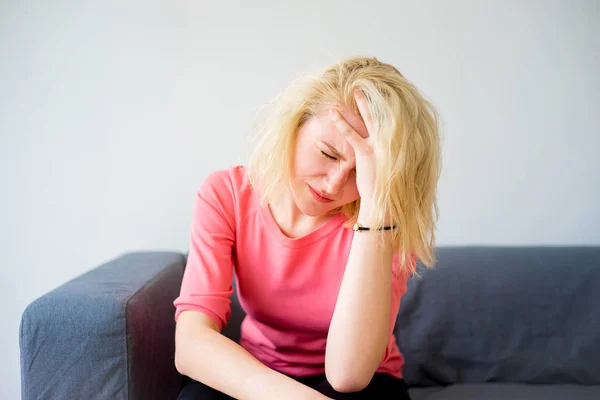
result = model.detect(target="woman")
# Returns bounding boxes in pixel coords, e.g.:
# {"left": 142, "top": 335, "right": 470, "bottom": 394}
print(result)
{"left": 173, "top": 56, "right": 442, "bottom": 399}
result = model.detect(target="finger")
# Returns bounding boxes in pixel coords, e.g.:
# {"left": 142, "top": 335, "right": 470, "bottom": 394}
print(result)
{"left": 329, "top": 109, "right": 370, "bottom": 154}
{"left": 354, "top": 89, "right": 375, "bottom": 135}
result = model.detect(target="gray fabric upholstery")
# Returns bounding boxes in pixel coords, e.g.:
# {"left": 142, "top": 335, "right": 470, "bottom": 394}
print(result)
{"left": 408, "top": 383, "right": 600, "bottom": 400}
{"left": 20, "top": 251, "right": 186, "bottom": 400}
{"left": 408, "top": 386, "right": 444, "bottom": 400}
{"left": 395, "top": 246, "right": 600, "bottom": 386}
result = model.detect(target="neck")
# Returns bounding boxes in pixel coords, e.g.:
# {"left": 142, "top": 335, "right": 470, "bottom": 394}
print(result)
{"left": 268, "top": 189, "right": 331, "bottom": 238}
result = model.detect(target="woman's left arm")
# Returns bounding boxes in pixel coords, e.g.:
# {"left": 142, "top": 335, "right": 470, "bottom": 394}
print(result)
{"left": 325, "top": 90, "right": 397, "bottom": 392}
{"left": 325, "top": 209, "right": 395, "bottom": 393}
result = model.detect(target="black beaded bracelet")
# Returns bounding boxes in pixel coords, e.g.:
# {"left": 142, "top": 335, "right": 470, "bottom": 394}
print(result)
{"left": 352, "top": 223, "right": 398, "bottom": 232}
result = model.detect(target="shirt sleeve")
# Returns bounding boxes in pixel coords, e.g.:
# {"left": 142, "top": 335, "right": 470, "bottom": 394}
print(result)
{"left": 173, "top": 170, "right": 236, "bottom": 330}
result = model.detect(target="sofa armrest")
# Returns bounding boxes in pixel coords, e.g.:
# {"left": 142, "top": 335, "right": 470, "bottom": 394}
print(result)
{"left": 20, "top": 251, "right": 186, "bottom": 400}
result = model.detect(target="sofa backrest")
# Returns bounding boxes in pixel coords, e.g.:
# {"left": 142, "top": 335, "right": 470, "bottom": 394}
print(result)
{"left": 395, "top": 246, "right": 600, "bottom": 386}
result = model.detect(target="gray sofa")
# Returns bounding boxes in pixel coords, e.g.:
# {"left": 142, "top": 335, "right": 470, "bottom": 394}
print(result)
{"left": 20, "top": 246, "right": 600, "bottom": 399}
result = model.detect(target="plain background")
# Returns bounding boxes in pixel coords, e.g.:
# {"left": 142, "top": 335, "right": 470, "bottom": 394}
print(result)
{"left": 1, "top": 0, "right": 599, "bottom": 398}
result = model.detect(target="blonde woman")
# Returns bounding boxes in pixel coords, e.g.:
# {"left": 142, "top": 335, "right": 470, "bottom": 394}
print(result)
{"left": 173, "top": 56, "right": 442, "bottom": 400}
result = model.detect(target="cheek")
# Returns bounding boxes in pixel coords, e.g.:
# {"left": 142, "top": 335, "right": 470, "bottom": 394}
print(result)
{"left": 339, "top": 179, "right": 360, "bottom": 203}
{"left": 348, "top": 184, "right": 360, "bottom": 200}
{"left": 295, "top": 151, "right": 327, "bottom": 177}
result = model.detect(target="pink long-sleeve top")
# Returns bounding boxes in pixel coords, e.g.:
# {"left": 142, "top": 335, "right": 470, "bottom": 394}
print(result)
{"left": 173, "top": 165, "right": 415, "bottom": 379}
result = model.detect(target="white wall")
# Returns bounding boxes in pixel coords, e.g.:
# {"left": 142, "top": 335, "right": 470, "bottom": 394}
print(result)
{"left": 1, "top": 0, "right": 599, "bottom": 397}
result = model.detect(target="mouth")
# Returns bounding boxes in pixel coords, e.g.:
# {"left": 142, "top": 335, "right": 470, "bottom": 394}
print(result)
{"left": 308, "top": 185, "right": 333, "bottom": 203}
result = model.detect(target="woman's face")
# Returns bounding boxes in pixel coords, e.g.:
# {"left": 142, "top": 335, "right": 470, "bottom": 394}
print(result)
{"left": 289, "top": 108, "right": 369, "bottom": 217}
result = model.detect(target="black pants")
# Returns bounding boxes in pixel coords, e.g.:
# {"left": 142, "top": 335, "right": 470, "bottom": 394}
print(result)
{"left": 178, "top": 372, "right": 411, "bottom": 399}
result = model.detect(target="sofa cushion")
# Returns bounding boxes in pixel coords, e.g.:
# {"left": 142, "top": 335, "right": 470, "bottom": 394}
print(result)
{"left": 409, "top": 383, "right": 600, "bottom": 400}
{"left": 395, "top": 246, "right": 600, "bottom": 386}
{"left": 408, "top": 386, "right": 444, "bottom": 400}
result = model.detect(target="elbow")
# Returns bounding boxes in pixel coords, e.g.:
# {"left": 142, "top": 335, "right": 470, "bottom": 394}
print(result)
{"left": 174, "top": 346, "right": 188, "bottom": 376}
{"left": 325, "top": 344, "right": 387, "bottom": 392}
{"left": 174, "top": 330, "right": 196, "bottom": 377}
{"left": 326, "top": 371, "right": 372, "bottom": 393}
{"left": 174, "top": 310, "right": 221, "bottom": 377}
{"left": 325, "top": 363, "right": 373, "bottom": 393}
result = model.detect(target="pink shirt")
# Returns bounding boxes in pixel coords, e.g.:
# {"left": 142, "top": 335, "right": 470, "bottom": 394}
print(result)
{"left": 173, "top": 165, "right": 415, "bottom": 379}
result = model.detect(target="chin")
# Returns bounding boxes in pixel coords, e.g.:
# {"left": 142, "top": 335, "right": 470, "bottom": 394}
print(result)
{"left": 297, "top": 196, "right": 335, "bottom": 217}
{"left": 297, "top": 201, "right": 326, "bottom": 217}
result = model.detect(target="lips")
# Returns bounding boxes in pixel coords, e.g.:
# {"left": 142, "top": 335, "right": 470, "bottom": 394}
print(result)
{"left": 308, "top": 185, "right": 333, "bottom": 203}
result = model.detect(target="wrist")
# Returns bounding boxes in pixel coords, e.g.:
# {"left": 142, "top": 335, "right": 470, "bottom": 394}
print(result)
{"left": 357, "top": 203, "right": 373, "bottom": 223}
{"left": 357, "top": 206, "right": 392, "bottom": 227}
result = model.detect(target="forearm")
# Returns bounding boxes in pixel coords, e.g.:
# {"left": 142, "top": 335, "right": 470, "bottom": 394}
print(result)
{"left": 176, "top": 318, "right": 330, "bottom": 400}
{"left": 325, "top": 208, "right": 394, "bottom": 390}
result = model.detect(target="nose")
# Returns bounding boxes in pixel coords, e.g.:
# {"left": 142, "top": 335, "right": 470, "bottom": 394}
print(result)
{"left": 323, "top": 166, "right": 351, "bottom": 195}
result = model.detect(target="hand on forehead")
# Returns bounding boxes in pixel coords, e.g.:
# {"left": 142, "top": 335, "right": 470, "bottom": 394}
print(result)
{"left": 318, "top": 115, "right": 355, "bottom": 161}
{"left": 327, "top": 89, "right": 376, "bottom": 158}
{"left": 307, "top": 89, "right": 374, "bottom": 160}
{"left": 333, "top": 108, "right": 370, "bottom": 139}
{"left": 319, "top": 106, "right": 369, "bottom": 161}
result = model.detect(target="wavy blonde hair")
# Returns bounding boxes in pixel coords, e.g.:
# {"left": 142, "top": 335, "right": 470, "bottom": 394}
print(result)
{"left": 247, "top": 56, "right": 443, "bottom": 271}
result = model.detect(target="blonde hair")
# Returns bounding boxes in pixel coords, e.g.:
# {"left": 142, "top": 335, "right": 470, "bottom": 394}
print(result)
{"left": 247, "top": 56, "right": 443, "bottom": 272}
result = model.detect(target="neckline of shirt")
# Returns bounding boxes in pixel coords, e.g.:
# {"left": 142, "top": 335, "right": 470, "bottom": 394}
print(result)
{"left": 258, "top": 202, "right": 348, "bottom": 249}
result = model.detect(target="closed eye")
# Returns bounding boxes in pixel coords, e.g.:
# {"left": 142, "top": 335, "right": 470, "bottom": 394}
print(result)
{"left": 321, "top": 151, "right": 337, "bottom": 161}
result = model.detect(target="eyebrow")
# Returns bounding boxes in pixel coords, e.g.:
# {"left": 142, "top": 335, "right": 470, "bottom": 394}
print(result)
{"left": 323, "top": 142, "right": 346, "bottom": 161}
